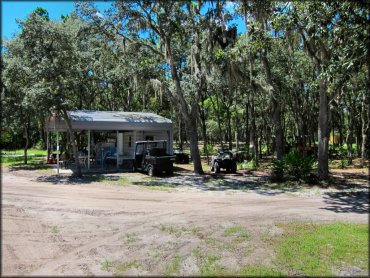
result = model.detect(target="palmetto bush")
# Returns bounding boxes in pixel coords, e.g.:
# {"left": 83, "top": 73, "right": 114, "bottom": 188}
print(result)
{"left": 271, "top": 151, "right": 316, "bottom": 182}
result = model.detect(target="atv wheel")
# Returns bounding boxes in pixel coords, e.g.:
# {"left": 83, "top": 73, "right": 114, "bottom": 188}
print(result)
{"left": 148, "top": 165, "right": 155, "bottom": 176}
{"left": 231, "top": 163, "right": 237, "bottom": 173}
{"left": 214, "top": 162, "right": 220, "bottom": 173}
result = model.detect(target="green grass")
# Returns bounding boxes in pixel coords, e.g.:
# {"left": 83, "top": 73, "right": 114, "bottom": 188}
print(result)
{"left": 133, "top": 180, "right": 178, "bottom": 190}
{"left": 224, "top": 226, "right": 250, "bottom": 243}
{"left": 114, "top": 260, "right": 139, "bottom": 275}
{"left": 1, "top": 148, "right": 48, "bottom": 155}
{"left": 204, "top": 236, "right": 236, "bottom": 252}
{"left": 237, "top": 159, "right": 258, "bottom": 170}
{"left": 164, "top": 255, "right": 182, "bottom": 276}
{"left": 155, "top": 224, "right": 183, "bottom": 237}
{"left": 84, "top": 175, "right": 131, "bottom": 186}
{"left": 238, "top": 265, "right": 283, "bottom": 276}
{"left": 0, "top": 149, "right": 49, "bottom": 165}
{"left": 154, "top": 224, "right": 204, "bottom": 238}
{"left": 193, "top": 247, "right": 229, "bottom": 276}
{"left": 101, "top": 259, "right": 112, "bottom": 272}
{"left": 123, "top": 233, "right": 139, "bottom": 244}
{"left": 275, "top": 222, "right": 369, "bottom": 276}
{"left": 50, "top": 225, "right": 59, "bottom": 233}
{"left": 1, "top": 155, "right": 46, "bottom": 165}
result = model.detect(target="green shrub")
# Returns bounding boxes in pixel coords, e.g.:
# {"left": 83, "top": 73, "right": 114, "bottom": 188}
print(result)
{"left": 284, "top": 151, "right": 316, "bottom": 181}
{"left": 270, "top": 151, "right": 316, "bottom": 183}
{"left": 339, "top": 159, "right": 349, "bottom": 169}
{"left": 200, "top": 144, "right": 215, "bottom": 156}
{"left": 271, "top": 159, "right": 285, "bottom": 182}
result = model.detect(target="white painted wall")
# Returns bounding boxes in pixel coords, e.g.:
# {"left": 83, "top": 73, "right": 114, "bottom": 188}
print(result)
{"left": 119, "top": 130, "right": 173, "bottom": 159}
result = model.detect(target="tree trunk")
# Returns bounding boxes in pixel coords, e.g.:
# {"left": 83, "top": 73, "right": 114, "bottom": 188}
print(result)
{"left": 318, "top": 79, "right": 329, "bottom": 180}
{"left": 164, "top": 36, "right": 203, "bottom": 174}
{"left": 250, "top": 101, "right": 258, "bottom": 165}
{"left": 178, "top": 117, "right": 183, "bottom": 151}
{"left": 226, "top": 107, "right": 232, "bottom": 150}
{"left": 199, "top": 98, "right": 209, "bottom": 159}
{"left": 61, "top": 109, "right": 82, "bottom": 177}
{"left": 361, "top": 92, "right": 369, "bottom": 165}
{"left": 346, "top": 128, "right": 353, "bottom": 165}
{"left": 261, "top": 47, "right": 284, "bottom": 160}
{"left": 272, "top": 97, "right": 284, "bottom": 160}
{"left": 23, "top": 122, "right": 29, "bottom": 165}
{"left": 185, "top": 118, "right": 204, "bottom": 174}
{"left": 244, "top": 99, "right": 250, "bottom": 157}
{"left": 361, "top": 33, "right": 370, "bottom": 165}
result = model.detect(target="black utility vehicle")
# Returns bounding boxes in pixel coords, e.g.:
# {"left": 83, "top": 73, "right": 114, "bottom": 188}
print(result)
{"left": 210, "top": 149, "right": 237, "bottom": 173}
{"left": 134, "top": 140, "right": 176, "bottom": 176}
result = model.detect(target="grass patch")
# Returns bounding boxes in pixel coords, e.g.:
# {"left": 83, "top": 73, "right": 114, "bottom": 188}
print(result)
{"left": 193, "top": 247, "right": 229, "bottom": 276}
{"left": 133, "top": 180, "right": 178, "bottom": 190}
{"left": 1, "top": 149, "right": 47, "bottom": 165}
{"left": 1, "top": 156, "right": 46, "bottom": 165}
{"left": 154, "top": 224, "right": 204, "bottom": 238}
{"left": 204, "top": 236, "right": 236, "bottom": 252}
{"left": 190, "top": 226, "right": 203, "bottom": 234}
{"left": 1, "top": 149, "right": 47, "bottom": 155}
{"left": 239, "top": 265, "right": 283, "bottom": 276}
{"left": 123, "top": 233, "right": 139, "bottom": 244}
{"left": 275, "top": 222, "right": 369, "bottom": 276}
{"left": 84, "top": 175, "right": 130, "bottom": 186}
{"left": 224, "top": 226, "right": 249, "bottom": 242}
{"left": 164, "top": 255, "right": 182, "bottom": 276}
{"left": 155, "top": 224, "right": 183, "bottom": 237}
{"left": 50, "top": 225, "right": 59, "bottom": 233}
{"left": 101, "top": 259, "right": 112, "bottom": 272}
{"left": 114, "top": 260, "right": 139, "bottom": 275}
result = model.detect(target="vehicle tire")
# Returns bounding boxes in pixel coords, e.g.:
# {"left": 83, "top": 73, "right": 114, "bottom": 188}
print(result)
{"left": 148, "top": 165, "right": 154, "bottom": 176}
{"left": 231, "top": 163, "right": 237, "bottom": 173}
{"left": 214, "top": 162, "right": 220, "bottom": 173}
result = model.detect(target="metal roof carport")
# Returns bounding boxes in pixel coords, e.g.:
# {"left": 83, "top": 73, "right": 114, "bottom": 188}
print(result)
{"left": 46, "top": 110, "right": 174, "bottom": 173}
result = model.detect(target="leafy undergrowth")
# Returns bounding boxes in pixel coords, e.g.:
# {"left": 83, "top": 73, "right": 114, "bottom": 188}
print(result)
{"left": 274, "top": 222, "right": 369, "bottom": 276}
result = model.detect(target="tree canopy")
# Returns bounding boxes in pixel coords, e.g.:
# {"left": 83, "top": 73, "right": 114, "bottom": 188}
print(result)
{"left": 1, "top": 1, "right": 369, "bottom": 179}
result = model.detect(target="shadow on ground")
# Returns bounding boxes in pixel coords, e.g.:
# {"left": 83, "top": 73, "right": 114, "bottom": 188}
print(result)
{"left": 36, "top": 174, "right": 122, "bottom": 185}
{"left": 133, "top": 171, "right": 307, "bottom": 196}
{"left": 322, "top": 191, "right": 369, "bottom": 214}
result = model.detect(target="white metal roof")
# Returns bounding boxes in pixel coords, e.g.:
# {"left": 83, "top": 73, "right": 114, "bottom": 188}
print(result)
{"left": 46, "top": 110, "right": 172, "bottom": 131}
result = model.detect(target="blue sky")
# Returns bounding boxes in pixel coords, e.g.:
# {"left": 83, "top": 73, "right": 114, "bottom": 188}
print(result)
{"left": 1, "top": 1, "right": 112, "bottom": 40}
{"left": 1, "top": 1, "right": 245, "bottom": 40}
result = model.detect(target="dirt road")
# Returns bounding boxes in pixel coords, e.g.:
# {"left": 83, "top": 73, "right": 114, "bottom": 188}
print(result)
{"left": 2, "top": 166, "right": 368, "bottom": 276}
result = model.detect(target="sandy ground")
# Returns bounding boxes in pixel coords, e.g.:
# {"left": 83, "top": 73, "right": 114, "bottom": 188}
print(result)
{"left": 2, "top": 164, "right": 368, "bottom": 276}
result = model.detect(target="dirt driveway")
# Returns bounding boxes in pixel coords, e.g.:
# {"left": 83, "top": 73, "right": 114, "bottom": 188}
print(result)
{"left": 2, "top": 165, "right": 368, "bottom": 276}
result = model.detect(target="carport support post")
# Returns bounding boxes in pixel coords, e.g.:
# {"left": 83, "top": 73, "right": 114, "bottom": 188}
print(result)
{"left": 116, "top": 130, "right": 119, "bottom": 170}
{"left": 56, "top": 130, "right": 59, "bottom": 175}
{"left": 88, "top": 130, "right": 90, "bottom": 170}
